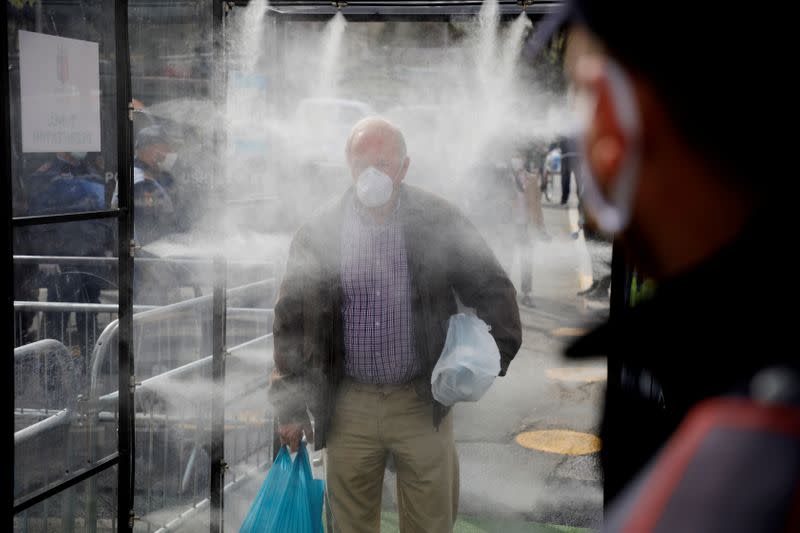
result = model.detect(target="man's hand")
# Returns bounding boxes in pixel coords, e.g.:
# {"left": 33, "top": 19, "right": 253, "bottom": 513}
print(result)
{"left": 278, "top": 423, "right": 304, "bottom": 453}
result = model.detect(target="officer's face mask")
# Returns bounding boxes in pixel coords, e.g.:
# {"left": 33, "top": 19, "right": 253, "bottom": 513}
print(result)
{"left": 571, "top": 59, "right": 642, "bottom": 235}
{"left": 158, "top": 152, "right": 178, "bottom": 172}
{"left": 70, "top": 152, "right": 88, "bottom": 161}
{"left": 356, "top": 166, "right": 395, "bottom": 208}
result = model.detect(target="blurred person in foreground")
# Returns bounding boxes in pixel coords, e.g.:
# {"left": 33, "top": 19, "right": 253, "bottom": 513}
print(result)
{"left": 529, "top": 2, "right": 797, "bottom": 530}
{"left": 510, "top": 147, "right": 550, "bottom": 307}
{"left": 269, "top": 117, "right": 522, "bottom": 532}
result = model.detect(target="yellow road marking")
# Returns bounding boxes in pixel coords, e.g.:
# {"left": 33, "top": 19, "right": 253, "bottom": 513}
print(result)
{"left": 551, "top": 327, "right": 588, "bottom": 338}
{"left": 515, "top": 430, "right": 602, "bottom": 455}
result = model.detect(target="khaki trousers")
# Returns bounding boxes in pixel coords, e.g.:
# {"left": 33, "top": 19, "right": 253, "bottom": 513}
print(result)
{"left": 325, "top": 379, "right": 459, "bottom": 533}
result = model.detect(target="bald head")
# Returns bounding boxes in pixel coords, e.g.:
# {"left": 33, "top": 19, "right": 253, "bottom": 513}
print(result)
{"left": 345, "top": 117, "right": 409, "bottom": 183}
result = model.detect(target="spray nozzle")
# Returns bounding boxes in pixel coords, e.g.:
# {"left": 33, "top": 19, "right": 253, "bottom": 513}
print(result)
{"left": 332, "top": 1, "right": 348, "bottom": 9}
{"left": 517, "top": 0, "right": 531, "bottom": 10}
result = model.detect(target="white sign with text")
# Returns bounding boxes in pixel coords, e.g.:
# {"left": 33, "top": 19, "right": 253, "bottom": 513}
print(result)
{"left": 19, "top": 30, "right": 101, "bottom": 153}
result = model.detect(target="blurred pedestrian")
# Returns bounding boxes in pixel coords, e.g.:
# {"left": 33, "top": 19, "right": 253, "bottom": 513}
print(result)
{"left": 558, "top": 136, "right": 574, "bottom": 205}
{"left": 542, "top": 142, "right": 561, "bottom": 202}
{"left": 510, "top": 148, "right": 550, "bottom": 307}
{"left": 460, "top": 154, "right": 517, "bottom": 279}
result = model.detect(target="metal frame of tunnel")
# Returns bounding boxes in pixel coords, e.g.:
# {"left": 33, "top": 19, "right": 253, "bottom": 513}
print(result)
{"left": 4, "top": 0, "right": 230, "bottom": 529}
{"left": 3, "top": 1, "right": 137, "bottom": 530}
{"left": 259, "top": 0, "right": 561, "bottom": 21}
{"left": 3, "top": 2, "right": 16, "bottom": 526}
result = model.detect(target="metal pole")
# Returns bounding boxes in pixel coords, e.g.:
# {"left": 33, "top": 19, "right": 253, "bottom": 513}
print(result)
{"left": 213, "top": 0, "right": 228, "bottom": 235}
{"left": 2, "top": 2, "right": 16, "bottom": 527}
{"left": 146, "top": 408, "right": 154, "bottom": 514}
{"left": 63, "top": 412, "right": 76, "bottom": 533}
{"left": 210, "top": 256, "right": 227, "bottom": 533}
{"left": 210, "top": 3, "right": 228, "bottom": 528}
{"left": 114, "top": 0, "right": 136, "bottom": 529}
{"left": 213, "top": 0, "right": 226, "bottom": 103}
{"left": 272, "top": 417, "right": 280, "bottom": 462}
{"left": 35, "top": 0, "right": 43, "bottom": 33}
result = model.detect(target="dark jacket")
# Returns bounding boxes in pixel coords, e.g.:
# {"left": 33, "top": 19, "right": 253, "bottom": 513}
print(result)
{"left": 22, "top": 156, "right": 111, "bottom": 257}
{"left": 131, "top": 160, "right": 178, "bottom": 246}
{"left": 270, "top": 184, "right": 522, "bottom": 449}
{"left": 567, "top": 209, "right": 794, "bottom": 504}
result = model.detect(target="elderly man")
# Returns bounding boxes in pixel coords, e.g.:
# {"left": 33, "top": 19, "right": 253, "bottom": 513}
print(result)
{"left": 270, "top": 117, "right": 522, "bottom": 532}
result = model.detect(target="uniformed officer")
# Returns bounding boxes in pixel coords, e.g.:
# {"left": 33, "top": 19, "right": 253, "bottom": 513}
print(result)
{"left": 112, "top": 125, "right": 179, "bottom": 246}
{"left": 18, "top": 151, "right": 112, "bottom": 356}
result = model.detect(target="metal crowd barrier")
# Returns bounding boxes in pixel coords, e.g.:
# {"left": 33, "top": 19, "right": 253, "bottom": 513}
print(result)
{"left": 12, "top": 254, "right": 278, "bottom": 351}
{"left": 94, "top": 333, "right": 275, "bottom": 530}
{"left": 13, "top": 268, "right": 278, "bottom": 533}
{"left": 14, "top": 339, "right": 94, "bottom": 533}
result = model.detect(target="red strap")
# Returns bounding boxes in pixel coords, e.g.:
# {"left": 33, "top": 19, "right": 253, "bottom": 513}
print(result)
{"left": 623, "top": 398, "right": 800, "bottom": 533}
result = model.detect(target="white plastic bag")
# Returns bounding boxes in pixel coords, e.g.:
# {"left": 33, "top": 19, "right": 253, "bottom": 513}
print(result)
{"left": 431, "top": 313, "right": 501, "bottom": 406}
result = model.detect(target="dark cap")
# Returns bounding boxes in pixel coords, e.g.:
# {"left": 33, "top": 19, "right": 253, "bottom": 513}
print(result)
{"left": 135, "top": 125, "right": 171, "bottom": 150}
{"left": 524, "top": 0, "right": 782, "bottom": 186}
{"left": 526, "top": 0, "right": 760, "bottom": 76}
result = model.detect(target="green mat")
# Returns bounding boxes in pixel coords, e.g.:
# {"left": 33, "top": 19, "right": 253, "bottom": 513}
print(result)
{"left": 324, "top": 512, "right": 590, "bottom": 532}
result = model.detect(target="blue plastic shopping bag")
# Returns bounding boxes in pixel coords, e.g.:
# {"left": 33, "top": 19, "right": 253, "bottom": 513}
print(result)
{"left": 239, "top": 442, "right": 325, "bottom": 533}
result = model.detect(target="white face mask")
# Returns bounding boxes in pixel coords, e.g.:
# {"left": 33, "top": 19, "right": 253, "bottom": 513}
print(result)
{"left": 158, "top": 152, "right": 178, "bottom": 172}
{"left": 574, "top": 59, "right": 642, "bottom": 235}
{"left": 510, "top": 157, "right": 524, "bottom": 172}
{"left": 70, "top": 152, "right": 88, "bottom": 160}
{"left": 356, "top": 166, "right": 395, "bottom": 208}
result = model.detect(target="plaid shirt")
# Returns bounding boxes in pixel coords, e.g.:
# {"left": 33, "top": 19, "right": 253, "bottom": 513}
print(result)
{"left": 340, "top": 198, "right": 420, "bottom": 384}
